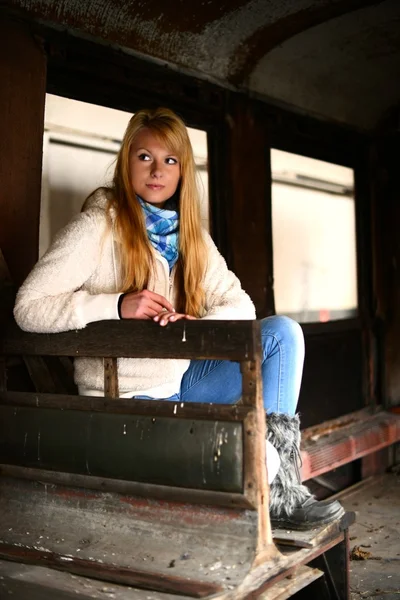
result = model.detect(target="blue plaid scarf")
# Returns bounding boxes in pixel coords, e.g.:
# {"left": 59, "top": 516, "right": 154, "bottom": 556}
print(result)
{"left": 138, "top": 196, "right": 179, "bottom": 271}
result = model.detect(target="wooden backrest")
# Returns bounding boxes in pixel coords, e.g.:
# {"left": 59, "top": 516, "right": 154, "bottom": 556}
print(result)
{"left": 0, "top": 318, "right": 267, "bottom": 512}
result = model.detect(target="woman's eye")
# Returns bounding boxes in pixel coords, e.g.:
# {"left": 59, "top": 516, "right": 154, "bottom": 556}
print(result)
{"left": 166, "top": 157, "right": 178, "bottom": 165}
{"left": 138, "top": 153, "right": 151, "bottom": 161}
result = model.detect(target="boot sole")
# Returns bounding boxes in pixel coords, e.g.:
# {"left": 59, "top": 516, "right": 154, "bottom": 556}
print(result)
{"left": 271, "top": 506, "right": 345, "bottom": 531}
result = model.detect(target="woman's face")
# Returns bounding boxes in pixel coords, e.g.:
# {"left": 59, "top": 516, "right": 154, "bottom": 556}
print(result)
{"left": 129, "top": 128, "right": 181, "bottom": 207}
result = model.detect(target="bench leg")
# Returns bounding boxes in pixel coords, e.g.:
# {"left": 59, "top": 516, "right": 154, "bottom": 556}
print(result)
{"left": 303, "top": 531, "right": 350, "bottom": 600}
{"left": 288, "top": 530, "right": 350, "bottom": 600}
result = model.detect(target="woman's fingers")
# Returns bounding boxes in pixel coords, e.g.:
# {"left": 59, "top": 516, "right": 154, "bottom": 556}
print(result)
{"left": 143, "top": 290, "right": 175, "bottom": 313}
{"left": 154, "top": 312, "right": 197, "bottom": 326}
{"left": 120, "top": 291, "right": 196, "bottom": 323}
{"left": 145, "top": 299, "right": 172, "bottom": 317}
{"left": 121, "top": 290, "right": 174, "bottom": 319}
{"left": 154, "top": 311, "right": 175, "bottom": 325}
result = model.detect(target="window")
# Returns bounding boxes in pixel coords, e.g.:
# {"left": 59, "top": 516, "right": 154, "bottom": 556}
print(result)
{"left": 271, "top": 149, "right": 357, "bottom": 323}
{"left": 40, "top": 94, "right": 209, "bottom": 256}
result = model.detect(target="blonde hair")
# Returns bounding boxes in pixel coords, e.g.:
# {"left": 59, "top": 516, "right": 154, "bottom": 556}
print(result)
{"left": 108, "top": 107, "right": 207, "bottom": 316}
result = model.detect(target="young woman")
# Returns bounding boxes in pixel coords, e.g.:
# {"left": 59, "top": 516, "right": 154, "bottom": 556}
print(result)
{"left": 14, "top": 107, "right": 344, "bottom": 530}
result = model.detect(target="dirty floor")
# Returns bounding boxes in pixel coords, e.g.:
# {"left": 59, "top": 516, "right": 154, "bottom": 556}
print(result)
{"left": 340, "top": 473, "right": 400, "bottom": 600}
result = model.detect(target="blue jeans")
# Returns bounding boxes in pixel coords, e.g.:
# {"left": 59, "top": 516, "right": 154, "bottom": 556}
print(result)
{"left": 162, "top": 316, "right": 305, "bottom": 416}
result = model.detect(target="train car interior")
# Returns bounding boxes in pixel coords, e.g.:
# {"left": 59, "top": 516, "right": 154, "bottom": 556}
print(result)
{"left": 0, "top": 1, "right": 400, "bottom": 598}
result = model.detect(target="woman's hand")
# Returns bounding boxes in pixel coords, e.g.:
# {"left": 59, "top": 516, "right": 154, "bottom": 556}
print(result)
{"left": 120, "top": 290, "right": 174, "bottom": 319}
{"left": 153, "top": 311, "right": 197, "bottom": 326}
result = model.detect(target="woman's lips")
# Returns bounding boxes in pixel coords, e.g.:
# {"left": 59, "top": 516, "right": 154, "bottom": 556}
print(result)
{"left": 146, "top": 184, "right": 164, "bottom": 190}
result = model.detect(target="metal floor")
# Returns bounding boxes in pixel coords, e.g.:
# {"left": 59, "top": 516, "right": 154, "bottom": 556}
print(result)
{"left": 340, "top": 473, "right": 400, "bottom": 600}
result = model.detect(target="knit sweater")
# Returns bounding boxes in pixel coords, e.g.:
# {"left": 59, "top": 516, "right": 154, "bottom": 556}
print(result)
{"left": 14, "top": 189, "right": 256, "bottom": 398}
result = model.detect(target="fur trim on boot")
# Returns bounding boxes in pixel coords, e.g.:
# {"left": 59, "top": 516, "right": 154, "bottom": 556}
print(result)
{"left": 266, "top": 413, "right": 312, "bottom": 519}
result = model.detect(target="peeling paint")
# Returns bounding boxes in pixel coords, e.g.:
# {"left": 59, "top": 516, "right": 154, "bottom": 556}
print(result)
{"left": 4, "top": 0, "right": 397, "bottom": 128}
{"left": 0, "top": 0, "right": 337, "bottom": 81}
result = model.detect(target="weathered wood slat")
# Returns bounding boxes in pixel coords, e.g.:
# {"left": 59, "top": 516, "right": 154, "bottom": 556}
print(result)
{"left": 0, "top": 559, "right": 188, "bottom": 600}
{"left": 43, "top": 355, "right": 77, "bottom": 395}
{"left": 258, "top": 565, "right": 324, "bottom": 600}
{"left": 104, "top": 357, "right": 119, "bottom": 398}
{"left": 0, "top": 543, "right": 221, "bottom": 598}
{"left": 272, "top": 511, "right": 356, "bottom": 549}
{"left": 0, "top": 405, "right": 243, "bottom": 493}
{"left": 2, "top": 319, "right": 260, "bottom": 361}
{"left": 0, "top": 391, "right": 252, "bottom": 420}
{"left": 0, "top": 464, "right": 252, "bottom": 509}
{"left": 0, "top": 476, "right": 258, "bottom": 596}
{"left": 241, "top": 357, "right": 271, "bottom": 552}
{"left": 0, "top": 478, "right": 351, "bottom": 599}
{"left": 22, "top": 356, "right": 58, "bottom": 394}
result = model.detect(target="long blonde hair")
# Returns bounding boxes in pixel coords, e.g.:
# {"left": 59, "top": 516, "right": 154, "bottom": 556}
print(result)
{"left": 109, "top": 107, "right": 207, "bottom": 316}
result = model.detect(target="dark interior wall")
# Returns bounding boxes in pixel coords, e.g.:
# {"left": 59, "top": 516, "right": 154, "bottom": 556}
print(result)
{"left": 299, "top": 323, "right": 364, "bottom": 427}
{"left": 223, "top": 96, "right": 274, "bottom": 318}
{"left": 0, "top": 19, "right": 46, "bottom": 286}
{"left": 372, "top": 133, "right": 400, "bottom": 408}
{"left": 385, "top": 138, "right": 400, "bottom": 407}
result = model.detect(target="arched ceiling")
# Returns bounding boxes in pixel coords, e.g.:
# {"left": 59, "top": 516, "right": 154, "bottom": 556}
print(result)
{"left": 249, "top": 0, "right": 400, "bottom": 131}
{"left": 3, "top": 0, "right": 400, "bottom": 131}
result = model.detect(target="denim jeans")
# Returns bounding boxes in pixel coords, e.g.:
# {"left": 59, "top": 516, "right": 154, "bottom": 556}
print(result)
{"left": 161, "top": 316, "right": 305, "bottom": 416}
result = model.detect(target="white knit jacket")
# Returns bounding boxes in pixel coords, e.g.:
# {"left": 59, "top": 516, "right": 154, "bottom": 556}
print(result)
{"left": 14, "top": 190, "right": 256, "bottom": 398}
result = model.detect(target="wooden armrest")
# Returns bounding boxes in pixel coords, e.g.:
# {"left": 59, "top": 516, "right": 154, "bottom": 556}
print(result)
{"left": 2, "top": 318, "right": 261, "bottom": 362}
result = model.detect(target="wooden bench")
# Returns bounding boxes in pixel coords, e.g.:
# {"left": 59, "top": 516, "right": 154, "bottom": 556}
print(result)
{"left": 0, "top": 306, "right": 355, "bottom": 598}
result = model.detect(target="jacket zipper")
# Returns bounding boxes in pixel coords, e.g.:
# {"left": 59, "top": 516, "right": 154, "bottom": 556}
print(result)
{"left": 155, "top": 253, "right": 175, "bottom": 304}
{"left": 156, "top": 254, "right": 171, "bottom": 300}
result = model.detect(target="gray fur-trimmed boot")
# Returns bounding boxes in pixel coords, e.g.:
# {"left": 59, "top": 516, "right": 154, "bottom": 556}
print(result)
{"left": 267, "top": 413, "right": 345, "bottom": 530}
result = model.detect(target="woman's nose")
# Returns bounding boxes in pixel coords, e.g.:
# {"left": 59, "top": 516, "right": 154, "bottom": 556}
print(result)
{"left": 151, "top": 161, "right": 163, "bottom": 177}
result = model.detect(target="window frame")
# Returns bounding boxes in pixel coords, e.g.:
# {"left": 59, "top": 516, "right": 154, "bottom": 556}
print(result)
{"left": 270, "top": 146, "right": 359, "bottom": 326}
{"left": 268, "top": 130, "right": 372, "bottom": 340}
